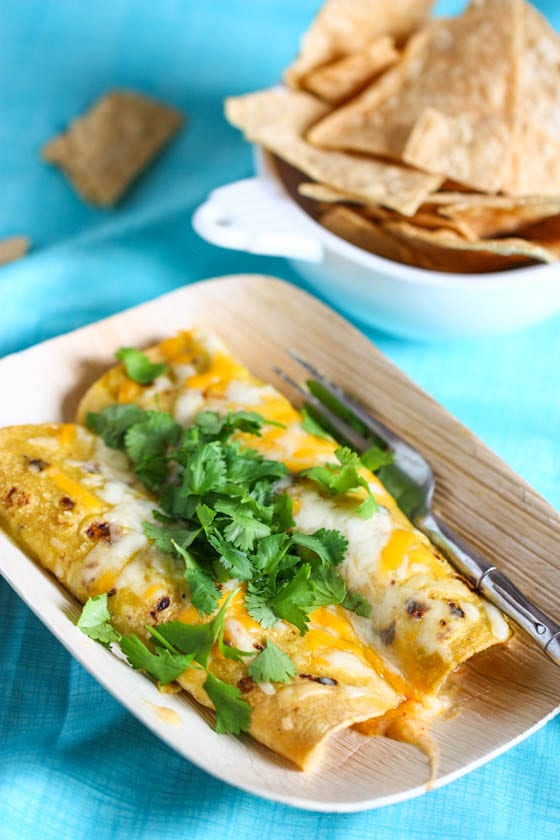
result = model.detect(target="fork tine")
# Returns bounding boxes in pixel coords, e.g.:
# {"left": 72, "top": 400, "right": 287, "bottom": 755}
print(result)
{"left": 288, "top": 349, "right": 399, "bottom": 448}
{"left": 272, "top": 365, "right": 370, "bottom": 452}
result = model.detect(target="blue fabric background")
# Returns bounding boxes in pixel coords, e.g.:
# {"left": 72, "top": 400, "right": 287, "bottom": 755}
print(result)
{"left": 0, "top": 1, "right": 559, "bottom": 836}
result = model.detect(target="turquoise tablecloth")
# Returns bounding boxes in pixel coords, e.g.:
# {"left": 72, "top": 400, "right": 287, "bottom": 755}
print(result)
{"left": 1, "top": 1, "right": 559, "bottom": 837}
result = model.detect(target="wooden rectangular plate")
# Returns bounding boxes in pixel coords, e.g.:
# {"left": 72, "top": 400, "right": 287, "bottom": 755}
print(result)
{"left": 0, "top": 274, "right": 559, "bottom": 812}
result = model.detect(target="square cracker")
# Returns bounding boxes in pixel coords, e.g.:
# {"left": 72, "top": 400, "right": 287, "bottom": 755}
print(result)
{"left": 225, "top": 88, "right": 442, "bottom": 216}
{"left": 42, "top": 90, "right": 183, "bottom": 206}
{"left": 0, "top": 236, "right": 29, "bottom": 267}
{"left": 309, "top": 0, "right": 522, "bottom": 193}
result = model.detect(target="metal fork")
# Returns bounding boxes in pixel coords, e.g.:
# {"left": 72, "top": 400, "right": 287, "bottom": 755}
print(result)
{"left": 274, "top": 350, "right": 560, "bottom": 667}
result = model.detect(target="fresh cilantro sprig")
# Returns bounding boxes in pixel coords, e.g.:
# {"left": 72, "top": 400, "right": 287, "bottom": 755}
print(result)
{"left": 248, "top": 639, "right": 296, "bottom": 684}
{"left": 203, "top": 672, "right": 251, "bottom": 734}
{"left": 300, "top": 446, "right": 378, "bottom": 519}
{"left": 115, "top": 347, "right": 168, "bottom": 385}
{"left": 86, "top": 405, "right": 373, "bottom": 635}
{"left": 77, "top": 593, "right": 122, "bottom": 647}
{"left": 77, "top": 592, "right": 254, "bottom": 734}
{"left": 360, "top": 444, "right": 395, "bottom": 473}
{"left": 80, "top": 394, "right": 382, "bottom": 736}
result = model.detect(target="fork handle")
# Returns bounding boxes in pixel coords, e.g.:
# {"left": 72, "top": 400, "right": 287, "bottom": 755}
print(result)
{"left": 418, "top": 513, "right": 560, "bottom": 666}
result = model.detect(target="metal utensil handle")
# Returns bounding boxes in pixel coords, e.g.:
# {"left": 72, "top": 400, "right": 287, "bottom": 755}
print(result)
{"left": 420, "top": 513, "right": 560, "bottom": 665}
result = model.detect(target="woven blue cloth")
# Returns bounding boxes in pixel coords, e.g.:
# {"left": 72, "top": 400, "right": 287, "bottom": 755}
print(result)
{"left": 1, "top": 1, "right": 559, "bottom": 837}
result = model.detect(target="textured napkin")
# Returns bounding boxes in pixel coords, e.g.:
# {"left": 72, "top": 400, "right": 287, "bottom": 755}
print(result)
{"left": 0, "top": 1, "right": 559, "bottom": 838}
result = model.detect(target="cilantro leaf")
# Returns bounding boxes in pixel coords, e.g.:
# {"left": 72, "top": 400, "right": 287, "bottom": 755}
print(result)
{"left": 224, "top": 445, "right": 289, "bottom": 486}
{"left": 342, "top": 589, "right": 372, "bottom": 618}
{"left": 86, "top": 404, "right": 147, "bottom": 449}
{"left": 301, "top": 407, "right": 331, "bottom": 440}
{"left": 172, "top": 540, "right": 219, "bottom": 615}
{"left": 115, "top": 347, "right": 168, "bottom": 385}
{"left": 270, "top": 564, "right": 348, "bottom": 632}
{"left": 274, "top": 493, "right": 295, "bottom": 531}
{"left": 193, "top": 411, "right": 227, "bottom": 438}
{"left": 300, "top": 446, "right": 377, "bottom": 519}
{"left": 245, "top": 585, "right": 279, "bottom": 628}
{"left": 124, "top": 411, "right": 181, "bottom": 465}
{"left": 186, "top": 567, "right": 220, "bottom": 615}
{"left": 252, "top": 533, "right": 291, "bottom": 575}
{"left": 142, "top": 521, "right": 200, "bottom": 554}
{"left": 77, "top": 594, "right": 121, "bottom": 647}
{"left": 335, "top": 445, "right": 362, "bottom": 468}
{"left": 196, "top": 504, "right": 216, "bottom": 533}
{"left": 247, "top": 639, "right": 296, "bottom": 684}
{"left": 360, "top": 444, "right": 395, "bottom": 472}
{"left": 151, "top": 620, "right": 217, "bottom": 668}
{"left": 291, "top": 529, "right": 348, "bottom": 567}
{"left": 270, "top": 565, "right": 314, "bottom": 634}
{"left": 196, "top": 409, "right": 272, "bottom": 440}
{"left": 203, "top": 672, "right": 252, "bottom": 734}
{"left": 300, "top": 463, "right": 360, "bottom": 496}
{"left": 223, "top": 513, "right": 271, "bottom": 552}
{"left": 181, "top": 441, "right": 227, "bottom": 496}
{"left": 159, "top": 484, "right": 199, "bottom": 520}
{"left": 119, "top": 634, "right": 194, "bottom": 683}
{"left": 356, "top": 495, "right": 377, "bottom": 520}
{"left": 308, "top": 565, "right": 347, "bottom": 607}
{"left": 208, "top": 532, "right": 253, "bottom": 581}
{"left": 154, "top": 589, "right": 237, "bottom": 667}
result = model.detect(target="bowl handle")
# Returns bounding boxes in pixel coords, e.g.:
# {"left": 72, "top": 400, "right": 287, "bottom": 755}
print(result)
{"left": 192, "top": 177, "right": 324, "bottom": 263}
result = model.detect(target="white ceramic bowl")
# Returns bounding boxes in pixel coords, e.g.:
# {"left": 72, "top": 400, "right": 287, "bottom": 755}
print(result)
{"left": 192, "top": 149, "right": 560, "bottom": 341}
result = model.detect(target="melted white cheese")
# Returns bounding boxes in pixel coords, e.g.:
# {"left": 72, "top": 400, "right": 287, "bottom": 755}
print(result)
{"left": 174, "top": 390, "right": 205, "bottom": 426}
{"left": 79, "top": 443, "right": 159, "bottom": 588}
{"left": 321, "top": 650, "right": 376, "bottom": 678}
{"left": 293, "top": 486, "right": 394, "bottom": 587}
{"left": 484, "top": 602, "right": 510, "bottom": 642}
{"left": 225, "top": 380, "right": 271, "bottom": 406}
{"left": 224, "top": 618, "right": 257, "bottom": 651}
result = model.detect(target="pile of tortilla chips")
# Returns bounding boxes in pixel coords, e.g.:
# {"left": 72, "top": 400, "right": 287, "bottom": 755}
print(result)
{"left": 226, "top": 0, "right": 560, "bottom": 273}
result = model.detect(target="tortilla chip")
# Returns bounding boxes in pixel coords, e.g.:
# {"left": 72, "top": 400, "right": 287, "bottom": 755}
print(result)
{"left": 299, "top": 182, "right": 474, "bottom": 237}
{"left": 0, "top": 236, "right": 29, "bottom": 266}
{"left": 285, "top": 0, "right": 434, "bottom": 88}
{"left": 386, "top": 220, "right": 555, "bottom": 267}
{"left": 302, "top": 36, "right": 399, "bottom": 104}
{"left": 225, "top": 88, "right": 442, "bottom": 216}
{"left": 319, "top": 205, "right": 550, "bottom": 272}
{"left": 513, "top": 215, "right": 560, "bottom": 258}
{"left": 501, "top": 4, "right": 560, "bottom": 196}
{"left": 42, "top": 90, "right": 183, "bottom": 206}
{"left": 298, "top": 182, "right": 366, "bottom": 204}
{"left": 434, "top": 195, "right": 560, "bottom": 239}
{"left": 309, "top": 1, "right": 522, "bottom": 193}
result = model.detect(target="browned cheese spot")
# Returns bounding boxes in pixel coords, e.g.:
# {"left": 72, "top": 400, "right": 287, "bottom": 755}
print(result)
{"left": 156, "top": 596, "right": 171, "bottom": 612}
{"left": 379, "top": 621, "right": 396, "bottom": 645}
{"left": 85, "top": 521, "right": 112, "bottom": 543}
{"left": 448, "top": 601, "right": 465, "bottom": 618}
{"left": 2, "top": 486, "right": 30, "bottom": 508}
{"left": 299, "top": 674, "right": 338, "bottom": 686}
{"left": 406, "top": 599, "right": 429, "bottom": 619}
{"left": 237, "top": 676, "right": 256, "bottom": 694}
